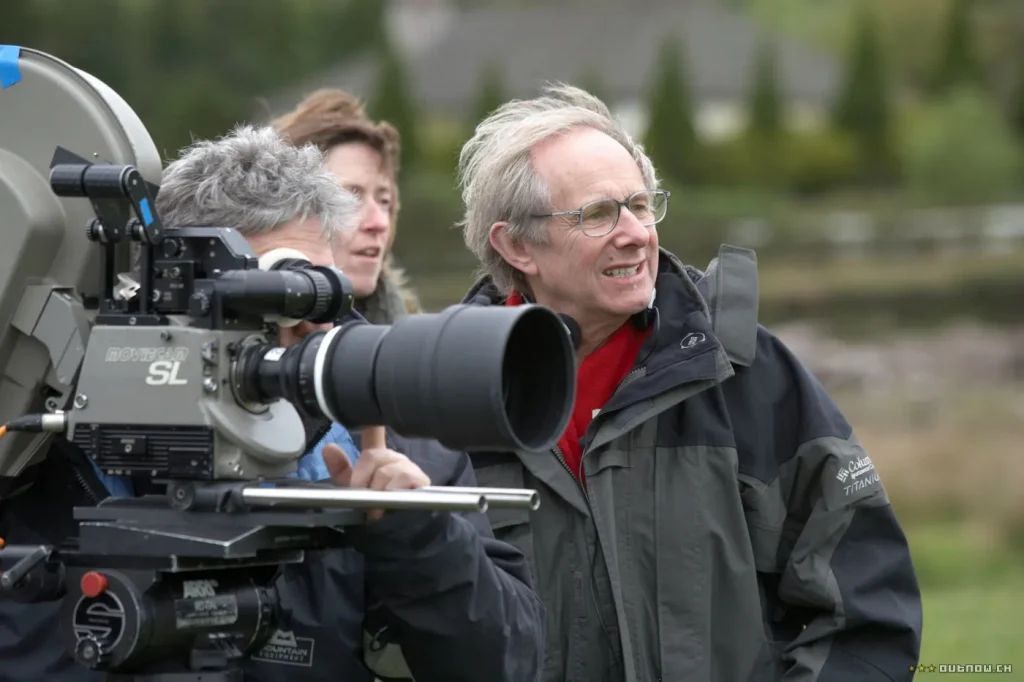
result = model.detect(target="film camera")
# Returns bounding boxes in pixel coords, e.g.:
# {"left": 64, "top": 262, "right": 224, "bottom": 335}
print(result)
{"left": 0, "top": 47, "right": 575, "bottom": 681}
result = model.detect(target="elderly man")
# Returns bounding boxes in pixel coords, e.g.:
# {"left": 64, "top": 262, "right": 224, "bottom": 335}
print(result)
{"left": 0, "top": 126, "right": 544, "bottom": 682}
{"left": 457, "top": 84, "right": 922, "bottom": 682}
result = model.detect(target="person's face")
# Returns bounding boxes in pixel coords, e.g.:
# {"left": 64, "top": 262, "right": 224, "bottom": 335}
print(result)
{"left": 498, "top": 127, "right": 659, "bottom": 333}
{"left": 324, "top": 142, "right": 394, "bottom": 298}
{"left": 246, "top": 217, "right": 335, "bottom": 347}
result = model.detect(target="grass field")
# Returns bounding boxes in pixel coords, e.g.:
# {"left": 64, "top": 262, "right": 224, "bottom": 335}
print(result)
{"left": 916, "top": 575, "right": 1022, "bottom": 677}
{"left": 909, "top": 522, "right": 1023, "bottom": 677}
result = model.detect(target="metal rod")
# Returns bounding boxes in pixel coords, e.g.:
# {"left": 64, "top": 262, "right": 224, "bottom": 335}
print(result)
{"left": 241, "top": 487, "right": 488, "bottom": 512}
{"left": 420, "top": 486, "right": 540, "bottom": 511}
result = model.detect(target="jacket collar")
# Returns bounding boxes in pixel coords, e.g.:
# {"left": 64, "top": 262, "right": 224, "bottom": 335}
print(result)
{"left": 355, "top": 254, "right": 422, "bottom": 324}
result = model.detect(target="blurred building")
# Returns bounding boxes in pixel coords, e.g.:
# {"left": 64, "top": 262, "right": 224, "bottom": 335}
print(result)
{"left": 264, "top": 0, "right": 840, "bottom": 141}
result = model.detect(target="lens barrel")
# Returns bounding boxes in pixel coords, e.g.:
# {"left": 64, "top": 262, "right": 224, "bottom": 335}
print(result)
{"left": 212, "top": 267, "right": 353, "bottom": 324}
{"left": 235, "top": 304, "right": 576, "bottom": 453}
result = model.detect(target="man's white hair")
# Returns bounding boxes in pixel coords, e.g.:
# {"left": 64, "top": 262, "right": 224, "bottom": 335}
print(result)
{"left": 456, "top": 82, "right": 660, "bottom": 294}
{"left": 155, "top": 124, "right": 358, "bottom": 240}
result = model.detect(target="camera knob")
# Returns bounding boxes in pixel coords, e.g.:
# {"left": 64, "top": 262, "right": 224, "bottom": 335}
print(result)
{"left": 73, "top": 635, "right": 110, "bottom": 669}
{"left": 84, "top": 219, "right": 103, "bottom": 242}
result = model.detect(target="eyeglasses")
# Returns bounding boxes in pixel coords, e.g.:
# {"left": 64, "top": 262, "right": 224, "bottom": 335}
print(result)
{"left": 532, "top": 189, "right": 670, "bottom": 237}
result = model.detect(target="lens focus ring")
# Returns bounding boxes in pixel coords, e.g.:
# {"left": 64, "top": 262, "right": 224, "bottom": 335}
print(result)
{"left": 303, "top": 272, "right": 333, "bottom": 323}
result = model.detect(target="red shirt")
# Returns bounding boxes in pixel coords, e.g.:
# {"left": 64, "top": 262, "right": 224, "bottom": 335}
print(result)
{"left": 505, "top": 293, "right": 652, "bottom": 485}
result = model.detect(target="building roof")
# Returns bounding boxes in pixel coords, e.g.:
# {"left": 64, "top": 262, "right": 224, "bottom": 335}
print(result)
{"left": 259, "top": 0, "right": 841, "bottom": 121}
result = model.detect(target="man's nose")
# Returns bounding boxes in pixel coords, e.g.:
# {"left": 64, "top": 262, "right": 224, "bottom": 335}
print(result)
{"left": 612, "top": 207, "right": 652, "bottom": 248}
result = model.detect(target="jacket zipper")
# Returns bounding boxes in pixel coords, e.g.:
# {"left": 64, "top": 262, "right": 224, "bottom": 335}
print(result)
{"left": 71, "top": 464, "right": 103, "bottom": 504}
{"left": 616, "top": 366, "right": 645, "bottom": 393}
{"left": 307, "top": 420, "right": 333, "bottom": 454}
{"left": 61, "top": 442, "right": 105, "bottom": 504}
{"left": 588, "top": 364, "right": 646, "bottom": 448}
{"left": 553, "top": 365, "right": 643, "bottom": 678}
{"left": 553, "top": 443, "right": 586, "bottom": 495}
{"left": 553, "top": 364, "right": 648, "bottom": 494}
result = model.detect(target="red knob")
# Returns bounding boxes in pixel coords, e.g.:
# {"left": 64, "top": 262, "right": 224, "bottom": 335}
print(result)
{"left": 80, "top": 571, "right": 108, "bottom": 598}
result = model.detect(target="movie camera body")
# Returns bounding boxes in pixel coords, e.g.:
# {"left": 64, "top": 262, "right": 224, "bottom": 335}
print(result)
{"left": 0, "top": 47, "right": 576, "bottom": 681}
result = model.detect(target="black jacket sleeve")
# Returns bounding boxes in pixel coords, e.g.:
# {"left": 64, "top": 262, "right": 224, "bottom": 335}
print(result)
{"left": 734, "top": 330, "right": 923, "bottom": 682}
{"left": 348, "top": 431, "right": 545, "bottom": 682}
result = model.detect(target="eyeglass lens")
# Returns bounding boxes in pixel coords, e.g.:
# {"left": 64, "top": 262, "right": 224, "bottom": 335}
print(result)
{"left": 580, "top": 191, "right": 668, "bottom": 235}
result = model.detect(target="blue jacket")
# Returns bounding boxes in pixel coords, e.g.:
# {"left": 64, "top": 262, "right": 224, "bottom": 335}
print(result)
{"left": 0, "top": 425, "right": 545, "bottom": 682}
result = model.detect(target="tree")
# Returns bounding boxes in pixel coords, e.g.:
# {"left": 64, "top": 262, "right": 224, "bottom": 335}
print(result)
{"left": 747, "top": 40, "right": 783, "bottom": 138}
{"left": 928, "top": 0, "right": 984, "bottom": 95}
{"left": 741, "top": 40, "right": 787, "bottom": 188}
{"left": 468, "top": 62, "right": 505, "bottom": 133}
{"left": 902, "top": 87, "right": 1024, "bottom": 204}
{"left": 1009, "top": 59, "right": 1024, "bottom": 140}
{"left": 832, "top": 7, "right": 894, "bottom": 182}
{"left": 367, "top": 34, "right": 421, "bottom": 174}
{"left": 642, "top": 36, "right": 697, "bottom": 184}
{"left": 0, "top": 0, "right": 40, "bottom": 49}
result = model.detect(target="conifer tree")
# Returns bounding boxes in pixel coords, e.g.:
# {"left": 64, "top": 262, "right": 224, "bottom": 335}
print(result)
{"left": 642, "top": 36, "right": 697, "bottom": 184}
{"left": 1009, "top": 60, "right": 1024, "bottom": 140}
{"left": 469, "top": 62, "right": 506, "bottom": 132}
{"left": 929, "top": 0, "right": 984, "bottom": 95}
{"left": 368, "top": 33, "right": 421, "bottom": 174}
{"left": 747, "top": 40, "right": 783, "bottom": 138}
{"left": 832, "top": 7, "right": 893, "bottom": 180}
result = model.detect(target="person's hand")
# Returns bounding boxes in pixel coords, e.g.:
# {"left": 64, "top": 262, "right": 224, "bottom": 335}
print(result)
{"left": 321, "top": 436, "right": 430, "bottom": 522}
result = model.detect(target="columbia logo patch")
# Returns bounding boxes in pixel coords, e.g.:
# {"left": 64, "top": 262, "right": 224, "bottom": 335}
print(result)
{"left": 835, "top": 455, "right": 880, "bottom": 496}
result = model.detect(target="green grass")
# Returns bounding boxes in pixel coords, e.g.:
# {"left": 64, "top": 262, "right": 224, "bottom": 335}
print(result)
{"left": 919, "top": 581, "right": 1023, "bottom": 676}
{"left": 907, "top": 523, "right": 1024, "bottom": 676}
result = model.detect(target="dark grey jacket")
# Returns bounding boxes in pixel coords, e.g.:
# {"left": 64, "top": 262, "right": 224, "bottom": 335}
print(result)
{"left": 464, "top": 245, "right": 923, "bottom": 682}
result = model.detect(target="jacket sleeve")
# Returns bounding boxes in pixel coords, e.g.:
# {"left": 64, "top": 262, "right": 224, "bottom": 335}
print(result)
{"left": 345, "top": 435, "right": 545, "bottom": 682}
{"left": 748, "top": 334, "right": 922, "bottom": 682}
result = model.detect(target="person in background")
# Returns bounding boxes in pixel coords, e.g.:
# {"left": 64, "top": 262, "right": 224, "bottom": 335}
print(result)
{"left": 270, "top": 89, "right": 474, "bottom": 512}
{"left": 272, "top": 89, "right": 421, "bottom": 326}
{"left": 454, "top": 83, "right": 922, "bottom": 682}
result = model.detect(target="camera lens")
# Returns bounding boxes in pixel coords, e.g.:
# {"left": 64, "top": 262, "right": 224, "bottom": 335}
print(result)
{"left": 234, "top": 304, "right": 576, "bottom": 453}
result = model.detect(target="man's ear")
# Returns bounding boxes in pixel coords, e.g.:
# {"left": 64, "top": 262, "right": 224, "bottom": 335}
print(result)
{"left": 488, "top": 222, "right": 539, "bottom": 277}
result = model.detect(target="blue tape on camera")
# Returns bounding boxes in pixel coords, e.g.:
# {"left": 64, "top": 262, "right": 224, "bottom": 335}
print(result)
{"left": 139, "top": 197, "right": 154, "bottom": 226}
{"left": 0, "top": 45, "right": 22, "bottom": 89}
